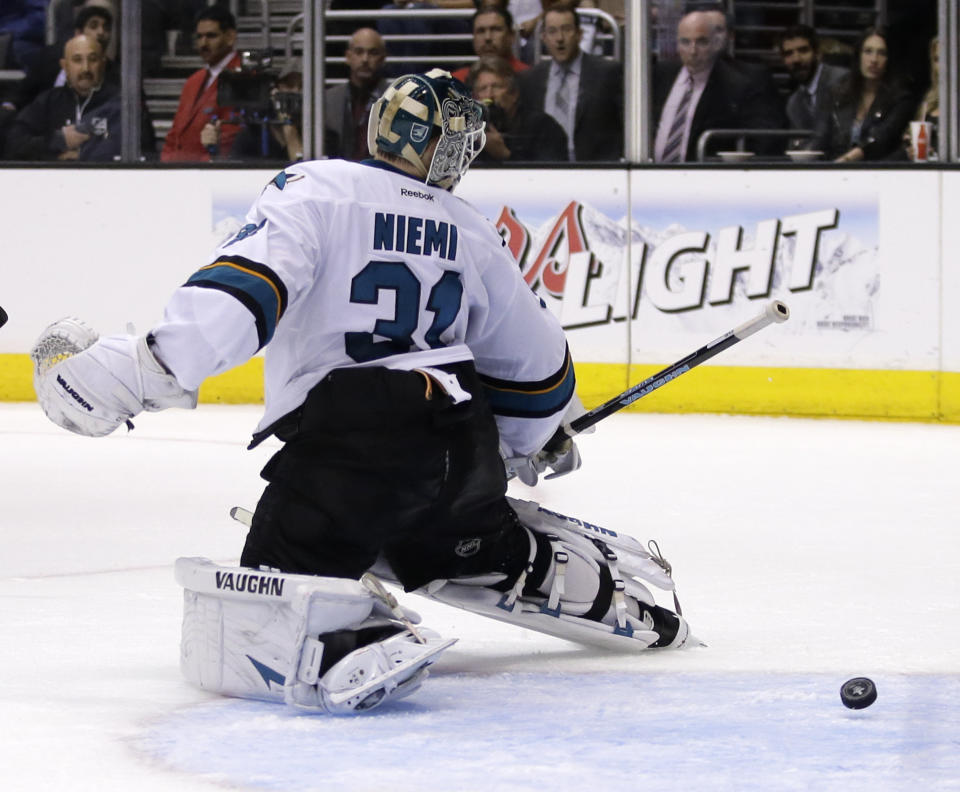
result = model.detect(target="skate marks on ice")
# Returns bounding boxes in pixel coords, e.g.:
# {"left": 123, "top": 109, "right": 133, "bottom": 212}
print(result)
{"left": 133, "top": 671, "right": 960, "bottom": 792}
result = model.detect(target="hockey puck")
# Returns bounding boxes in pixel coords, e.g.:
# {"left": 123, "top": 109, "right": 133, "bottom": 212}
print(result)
{"left": 840, "top": 677, "right": 877, "bottom": 709}
{"left": 0, "top": 305, "right": 7, "bottom": 329}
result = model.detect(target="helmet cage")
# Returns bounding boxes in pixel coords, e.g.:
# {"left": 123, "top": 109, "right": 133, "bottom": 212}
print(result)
{"left": 368, "top": 69, "right": 486, "bottom": 190}
{"left": 426, "top": 91, "right": 486, "bottom": 190}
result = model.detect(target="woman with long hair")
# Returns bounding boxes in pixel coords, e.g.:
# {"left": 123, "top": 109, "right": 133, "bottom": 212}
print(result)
{"left": 811, "top": 26, "right": 916, "bottom": 162}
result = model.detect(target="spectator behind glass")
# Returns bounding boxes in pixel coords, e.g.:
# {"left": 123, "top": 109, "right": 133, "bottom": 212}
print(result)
{"left": 516, "top": 2, "right": 623, "bottom": 162}
{"left": 809, "top": 27, "right": 916, "bottom": 163}
{"left": 4, "top": 33, "right": 154, "bottom": 162}
{"left": 5, "top": 6, "right": 117, "bottom": 118}
{"left": 451, "top": 7, "right": 529, "bottom": 83}
{"left": 469, "top": 55, "right": 568, "bottom": 162}
{"left": 160, "top": 6, "right": 242, "bottom": 162}
{"left": 1, "top": 5, "right": 116, "bottom": 154}
{"left": 231, "top": 71, "right": 304, "bottom": 162}
{"left": 513, "top": 0, "right": 620, "bottom": 63}
{"left": 778, "top": 24, "right": 849, "bottom": 151}
{"left": 652, "top": 10, "right": 784, "bottom": 162}
{"left": 699, "top": 5, "right": 786, "bottom": 154}
{"left": 324, "top": 28, "right": 390, "bottom": 161}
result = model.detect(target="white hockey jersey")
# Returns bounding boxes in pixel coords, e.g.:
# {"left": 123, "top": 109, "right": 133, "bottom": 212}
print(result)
{"left": 150, "top": 159, "right": 574, "bottom": 456}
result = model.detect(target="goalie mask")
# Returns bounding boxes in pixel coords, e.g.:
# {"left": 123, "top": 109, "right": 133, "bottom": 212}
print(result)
{"left": 368, "top": 69, "right": 486, "bottom": 191}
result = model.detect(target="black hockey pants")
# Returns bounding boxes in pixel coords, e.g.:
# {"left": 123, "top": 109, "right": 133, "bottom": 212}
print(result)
{"left": 239, "top": 361, "right": 530, "bottom": 591}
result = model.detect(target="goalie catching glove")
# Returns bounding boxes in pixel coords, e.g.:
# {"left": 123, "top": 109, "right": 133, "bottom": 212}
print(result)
{"left": 30, "top": 317, "right": 197, "bottom": 437}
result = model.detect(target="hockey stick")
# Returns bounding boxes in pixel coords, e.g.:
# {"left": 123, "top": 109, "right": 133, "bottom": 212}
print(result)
{"left": 557, "top": 300, "right": 790, "bottom": 442}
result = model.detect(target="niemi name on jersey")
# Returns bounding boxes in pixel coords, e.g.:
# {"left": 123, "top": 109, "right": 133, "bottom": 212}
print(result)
{"left": 373, "top": 211, "right": 458, "bottom": 263}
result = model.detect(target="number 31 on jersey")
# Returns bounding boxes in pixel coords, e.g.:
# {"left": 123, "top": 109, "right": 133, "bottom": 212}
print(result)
{"left": 345, "top": 260, "right": 463, "bottom": 363}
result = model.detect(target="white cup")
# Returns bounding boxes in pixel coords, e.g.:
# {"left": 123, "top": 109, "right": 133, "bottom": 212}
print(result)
{"left": 909, "top": 121, "right": 931, "bottom": 162}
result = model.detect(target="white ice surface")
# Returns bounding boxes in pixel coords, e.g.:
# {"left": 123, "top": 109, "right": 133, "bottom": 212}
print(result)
{"left": 1, "top": 404, "right": 958, "bottom": 791}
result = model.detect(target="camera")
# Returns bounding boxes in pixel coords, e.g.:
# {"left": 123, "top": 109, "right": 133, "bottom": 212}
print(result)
{"left": 218, "top": 50, "right": 279, "bottom": 115}
{"left": 479, "top": 99, "right": 507, "bottom": 130}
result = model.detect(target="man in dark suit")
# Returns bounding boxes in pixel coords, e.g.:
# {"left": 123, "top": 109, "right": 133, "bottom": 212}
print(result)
{"left": 160, "top": 6, "right": 242, "bottom": 162}
{"left": 779, "top": 24, "right": 849, "bottom": 144}
{"left": 516, "top": 2, "right": 622, "bottom": 162}
{"left": 652, "top": 10, "right": 785, "bottom": 162}
{"left": 323, "top": 27, "right": 389, "bottom": 161}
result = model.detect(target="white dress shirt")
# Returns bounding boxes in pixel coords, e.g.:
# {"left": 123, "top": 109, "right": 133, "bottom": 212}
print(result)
{"left": 203, "top": 50, "right": 238, "bottom": 92}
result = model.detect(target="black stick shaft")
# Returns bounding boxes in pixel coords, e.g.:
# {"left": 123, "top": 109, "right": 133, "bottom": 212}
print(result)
{"left": 562, "top": 300, "right": 790, "bottom": 439}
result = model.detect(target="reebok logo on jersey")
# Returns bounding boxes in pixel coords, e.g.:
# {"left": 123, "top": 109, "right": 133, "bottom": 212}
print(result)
{"left": 400, "top": 187, "right": 435, "bottom": 202}
{"left": 56, "top": 374, "right": 94, "bottom": 412}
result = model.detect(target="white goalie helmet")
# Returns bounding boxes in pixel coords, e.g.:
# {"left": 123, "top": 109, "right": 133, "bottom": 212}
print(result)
{"left": 367, "top": 68, "right": 486, "bottom": 190}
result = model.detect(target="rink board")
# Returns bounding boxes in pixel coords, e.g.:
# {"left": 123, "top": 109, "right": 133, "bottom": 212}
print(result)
{"left": 0, "top": 166, "right": 956, "bottom": 420}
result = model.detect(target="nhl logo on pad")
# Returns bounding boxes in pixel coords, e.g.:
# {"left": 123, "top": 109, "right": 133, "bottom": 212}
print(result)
{"left": 455, "top": 537, "right": 481, "bottom": 557}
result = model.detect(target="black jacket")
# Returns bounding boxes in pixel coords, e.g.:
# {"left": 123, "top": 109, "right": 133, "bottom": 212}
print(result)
{"left": 785, "top": 63, "right": 850, "bottom": 131}
{"left": 517, "top": 52, "right": 623, "bottom": 162}
{"left": 323, "top": 77, "right": 390, "bottom": 161}
{"left": 810, "top": 80, "right": 916, "bottom": 161}
{"left": 4, "top": 79, "right": 155, "bottom": 161}
{"left": 477, "top": 101, "right": 569, "bottom": 163}
{"left": 653, "top": 57, "right": 786, "bottom": 160}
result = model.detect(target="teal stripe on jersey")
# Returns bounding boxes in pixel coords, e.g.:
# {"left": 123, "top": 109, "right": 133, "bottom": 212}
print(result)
{"left": 481, "top": 352, "right": 576, "bottom": 419}
{"left": 184, "top": 258, "right": 285, "bottom": 349}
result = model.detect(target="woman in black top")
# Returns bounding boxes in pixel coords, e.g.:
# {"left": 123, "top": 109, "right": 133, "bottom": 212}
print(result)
{"left": 811, "top": 27, "right": 916, "bottom": 162}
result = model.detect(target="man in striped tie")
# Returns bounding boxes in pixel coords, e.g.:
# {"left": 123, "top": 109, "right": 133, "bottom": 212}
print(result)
{"left": 654, "top": 12, "right": 717, "bottom": 163}
{"left": 652, "top": 9, "right": 785, "bottom": 163}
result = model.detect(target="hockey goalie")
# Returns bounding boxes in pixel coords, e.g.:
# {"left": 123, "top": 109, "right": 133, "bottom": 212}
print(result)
{"left": 31, "top": 70, "right": 695, "bottom": 715}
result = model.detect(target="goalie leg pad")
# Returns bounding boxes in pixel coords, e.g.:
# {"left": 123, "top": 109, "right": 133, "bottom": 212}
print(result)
{"left": 176, "top": 558, "right": 455, "bottom": 714}
{"left": 407, "top": 500, "right": 693, "bottom": 651}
